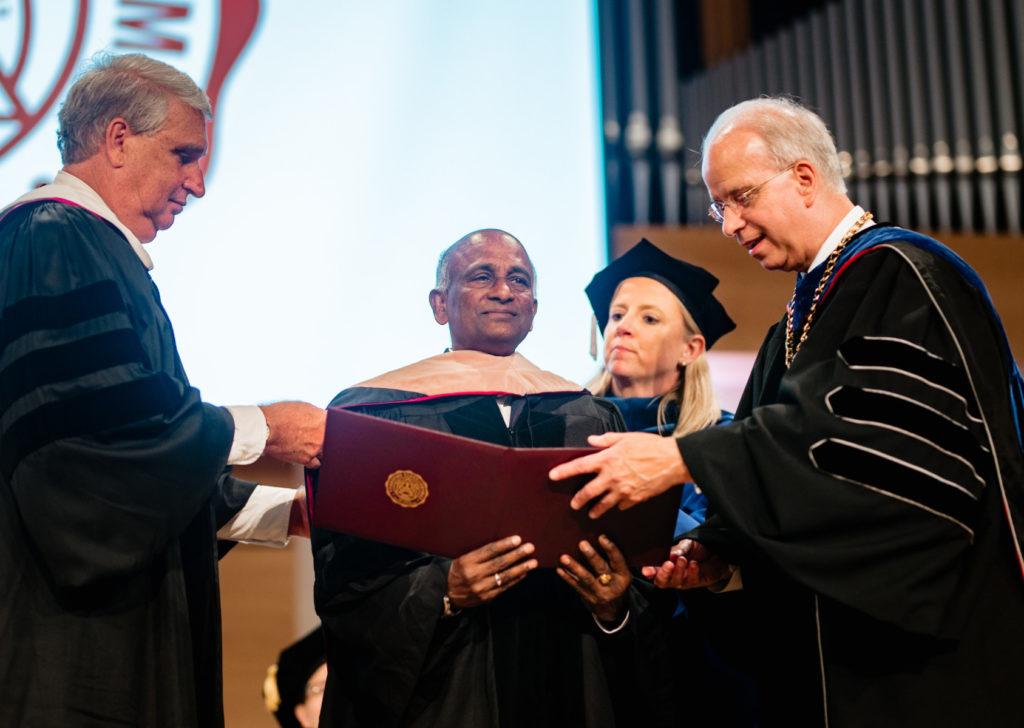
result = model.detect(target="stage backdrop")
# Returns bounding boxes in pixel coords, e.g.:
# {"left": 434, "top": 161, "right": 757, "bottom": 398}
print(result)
{"left": 0, "top": 0, "right": 607, "bottom": 407}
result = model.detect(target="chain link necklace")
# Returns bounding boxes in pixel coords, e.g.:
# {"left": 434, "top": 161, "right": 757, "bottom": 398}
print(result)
{"left": 784, "top": 210, "right": 874, "bottom": 369}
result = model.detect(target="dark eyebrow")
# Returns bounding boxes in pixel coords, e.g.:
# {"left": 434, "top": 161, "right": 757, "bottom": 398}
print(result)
{"left": 464, "top": 263, "right": 496, "bottom": 276}
{"left": 173, "top": 145, "right": 206, "bottom": 157}
{"left": 463, "top": 262, "right": 533, "bottom": 282}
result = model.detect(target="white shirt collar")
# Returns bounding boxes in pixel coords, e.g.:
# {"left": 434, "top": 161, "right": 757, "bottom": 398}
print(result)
{"left": 807, "top": 205, "right": 874, "bottom": 272}
{"left": 1, "top": 170, "right": 154, "bottom": 270}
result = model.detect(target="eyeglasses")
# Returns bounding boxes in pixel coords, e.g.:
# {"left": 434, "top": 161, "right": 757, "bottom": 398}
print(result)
{"left": 707, "top": 163, "right": 796, "bottom": 224}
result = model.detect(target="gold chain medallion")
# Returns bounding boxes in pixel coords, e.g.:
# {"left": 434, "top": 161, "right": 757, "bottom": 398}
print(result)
{"left": 785, "top": 211, "right": 874, "bottom": 368}
{"left": 385, "top": 470, "right": 429, "bottom": 508}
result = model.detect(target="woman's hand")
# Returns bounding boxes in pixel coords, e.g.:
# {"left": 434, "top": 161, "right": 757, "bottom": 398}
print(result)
{"left": 641, "top": 538, "right": 731, "bottom": 590}
{"left": 447, "top": 535, "right": 538, "bottom": 609}
{"left": 556, "top": 534, "right": 631, "bottom": 624}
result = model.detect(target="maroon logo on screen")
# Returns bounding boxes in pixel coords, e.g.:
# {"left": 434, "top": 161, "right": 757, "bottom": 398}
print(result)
{"left": 0, "top": 0, "right": 260, "bottom": 173}
{"left": 0, "top": 0, "right": 88, "bottom": 160}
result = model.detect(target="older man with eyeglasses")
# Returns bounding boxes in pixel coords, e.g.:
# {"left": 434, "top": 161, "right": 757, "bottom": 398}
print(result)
{"left": 551, "top": 97, "right": 1024, "bottom": 727}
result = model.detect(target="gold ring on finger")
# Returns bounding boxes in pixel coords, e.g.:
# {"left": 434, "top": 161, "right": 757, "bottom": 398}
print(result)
{"left": 494, "top": 572, "right": 503, "bottom": 588}
{"left": 598, "top": 573, "right": 613, "bottom": 586}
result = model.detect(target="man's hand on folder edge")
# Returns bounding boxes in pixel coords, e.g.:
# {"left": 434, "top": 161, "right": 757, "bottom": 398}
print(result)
{"left": 446, "top": 535, "right": 538, "bottom": 609}
{"left": 260, "top": 401, "right": 327, "bottom": 468}
{"left": 550, "top": 432, "right": 690, "bottom": 519}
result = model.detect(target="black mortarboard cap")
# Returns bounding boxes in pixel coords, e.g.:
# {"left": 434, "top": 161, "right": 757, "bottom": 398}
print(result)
{"left": 264, "top": 627, "right": 327, "bottom": 728}
{"left": 585, "top": 239, "right": 736, "bottom": 349}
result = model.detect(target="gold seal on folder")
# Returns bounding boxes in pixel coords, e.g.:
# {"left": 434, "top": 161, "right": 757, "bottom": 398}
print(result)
{"left": 385, "top": 470, "right": 429, "bottom": 508}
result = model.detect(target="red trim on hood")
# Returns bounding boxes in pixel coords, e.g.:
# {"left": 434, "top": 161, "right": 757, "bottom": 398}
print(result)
{"left": 338, "top": 390, "right": 584, "bottom": 410}
{"left": 821, "top": 247, "right": 886, "bottom": 304}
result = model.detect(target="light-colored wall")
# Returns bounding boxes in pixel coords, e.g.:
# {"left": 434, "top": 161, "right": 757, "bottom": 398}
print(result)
{"left": 220, "top": 462, "right": 316, "bottom": 728}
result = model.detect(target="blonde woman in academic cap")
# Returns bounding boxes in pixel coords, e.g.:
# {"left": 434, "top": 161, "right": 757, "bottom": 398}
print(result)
{"left": 563, "top": 240, "right": 756, "bottom": 725}
{"left": 550, "top": 239, "right": 736, "bottom": 728}
{"left": 556, "top": 238, "right": 736, "bottom": 605}
{"left": 586, "top": 238, "right": 734, "bottom": 442}
{"left": 559, "top": 239, "right": 736, "bottom": 591}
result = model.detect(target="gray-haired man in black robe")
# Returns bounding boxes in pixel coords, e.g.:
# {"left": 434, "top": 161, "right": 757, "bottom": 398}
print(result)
{"left": 0, "top": 54, "right": 326, "bottom": 727}
{"left": 552, "top": 97, "right": 1024, "bottom": 727}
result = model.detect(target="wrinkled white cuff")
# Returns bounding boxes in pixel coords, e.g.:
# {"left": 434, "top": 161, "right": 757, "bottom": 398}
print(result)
{"left": 216, "top": 485, "right": 293, "bottom": 547}
{"left": 225, "top": 405, "right": 269, "bottom": 465}
{"left": 592, "top": 609, "right": 631, "bottom": 634}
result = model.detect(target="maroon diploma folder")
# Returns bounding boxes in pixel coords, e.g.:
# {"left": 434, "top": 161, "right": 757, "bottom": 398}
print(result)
{"left": 309, "top": 406, "right": 680, "bottom": 567}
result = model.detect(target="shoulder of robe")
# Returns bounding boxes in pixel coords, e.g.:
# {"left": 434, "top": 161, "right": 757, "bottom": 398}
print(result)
{"left": 1, "top": 201, "right": 124, "bottom": 291}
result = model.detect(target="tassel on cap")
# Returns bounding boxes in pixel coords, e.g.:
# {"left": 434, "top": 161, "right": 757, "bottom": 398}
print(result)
{"left": 263, "top": 664, "right": 281, "bottom": 712}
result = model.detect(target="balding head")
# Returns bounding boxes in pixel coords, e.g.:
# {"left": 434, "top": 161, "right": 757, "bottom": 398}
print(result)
{"left": 702, "top": 97, "right": 846, "bottom": 195}
{"left": 435, "top": 229, "right": 536, "bottom": 292}
{"left": 429, "top": 229, "right": 538, "bottom": 355}
{"left": 700, "top": 98, "right": 856, "bottom": 272}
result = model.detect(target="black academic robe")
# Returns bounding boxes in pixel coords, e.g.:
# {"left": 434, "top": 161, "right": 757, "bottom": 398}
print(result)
{"left": 0, "top": 201, "right": 253, "bottom": 727}
{"left": 603, "top": 397, "right": 758, "bottom": 727}
{"left": 680, "top": 231, "right": 1024, "bottom": 727}
{"left": 312, "top": 387, "right": 677, "bottom": 728}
